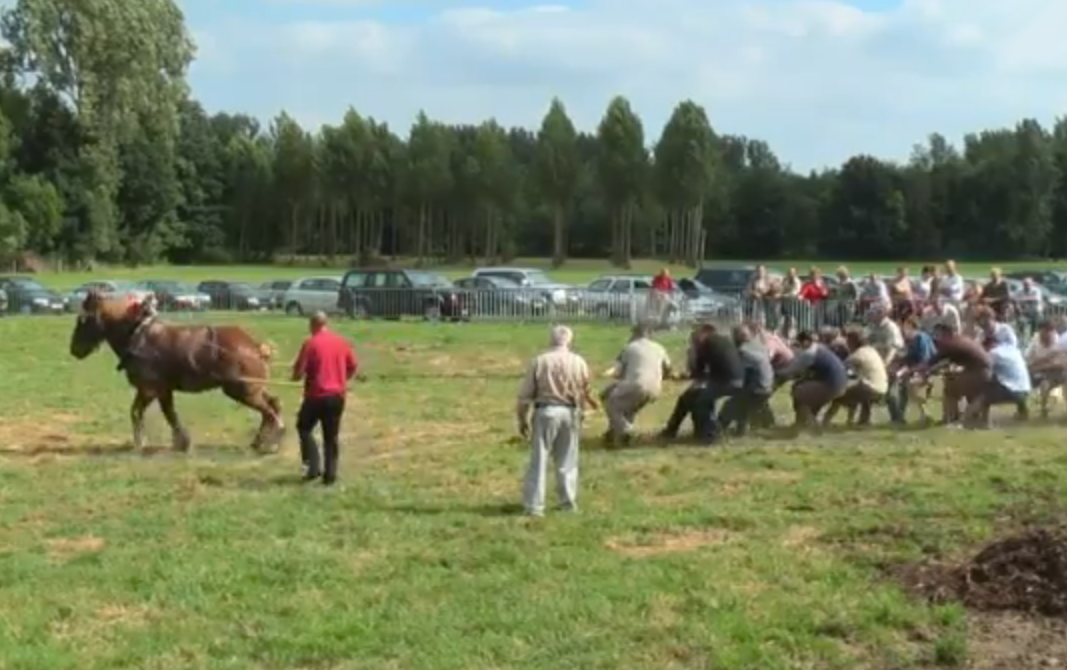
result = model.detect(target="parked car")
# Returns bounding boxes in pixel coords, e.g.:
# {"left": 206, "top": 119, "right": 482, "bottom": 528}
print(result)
{"left": 0, "top": 276, "right": 65, "bottom": 314}
{"left": 63, "top": 280, "right": 154, "bottom": 311}
{"left": 338, "top": 269, "right": 470, "bottom": 321}
{"left": 675, "top": 278, "right": 743, "bottom": 319}
{"left": 694, "top": 265, "right": 782, "bottom": 295}
{"left": 142, "top": 280, "right": 212, "bottom": 311}
{"left": 1005, "top": 270, "right": 1067, "bottom": 293}
{"left": 470, "top": 267, "right": 574, "bottom": 307}
{"left": 1003, "top": 278, "right": 1067, "bottom": 307}
{"left": 283, "top": 276, "right": 344, "bottom": 316}
{"left": 582, "top": 275, "right": 654, "bottom": 318}
{"left": 196, "top": 280, "right": 269, "bottom": 311}
{"left": 454, "top": 275, "right": 548, "bottom": 317}
{"left": 258, "top": 280, "right": 293, "bottom": 310}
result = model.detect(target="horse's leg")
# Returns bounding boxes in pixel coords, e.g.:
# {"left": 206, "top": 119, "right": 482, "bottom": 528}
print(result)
{"left": 130, "top": 389, "right": 156, "bottom": 449}
{"left": 221, "top": 382, "right": 284, "bottom": 452}
{"left": 157, "top": 390, "right": 192, "bottom": 452}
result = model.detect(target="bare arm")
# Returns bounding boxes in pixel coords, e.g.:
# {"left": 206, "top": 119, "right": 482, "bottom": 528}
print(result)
{"left": 290, "top": 342, "right": 309, "bottom": 382}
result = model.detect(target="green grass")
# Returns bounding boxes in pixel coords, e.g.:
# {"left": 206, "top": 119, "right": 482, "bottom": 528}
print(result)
{"left": 1, "top": 312, "right": 1066, "bottom": 668}
{"left": 25, "top": 257, "right": 1067, "bottom": 290}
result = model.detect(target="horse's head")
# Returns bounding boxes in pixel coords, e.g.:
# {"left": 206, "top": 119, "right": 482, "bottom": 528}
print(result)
{"left": 70, "top": 290, "right": 109, "bottom": 358}
{"left": 70, "top": 291, "right": 145, "bottom": 359}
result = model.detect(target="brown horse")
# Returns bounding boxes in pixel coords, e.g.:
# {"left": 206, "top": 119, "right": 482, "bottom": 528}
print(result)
{"left": 69, "top": 291, "right": 285, "bottom": 452}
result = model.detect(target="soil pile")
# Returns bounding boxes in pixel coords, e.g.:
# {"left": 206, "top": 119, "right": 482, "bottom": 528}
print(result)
{"left": 902, "top": 527, "right": 1067, "bottom": 617}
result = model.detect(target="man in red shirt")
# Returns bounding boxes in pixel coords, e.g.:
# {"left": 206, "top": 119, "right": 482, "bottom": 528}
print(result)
{"left": 291, "top": 311, "right": 358, "bottom": 485}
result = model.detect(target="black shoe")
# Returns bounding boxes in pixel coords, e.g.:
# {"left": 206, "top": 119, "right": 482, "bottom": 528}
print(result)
{"left": 322, "top": 476, "right": 337, "bottom": 486}
{"left": 302, "top": 472, "right": 321, "bottom": 482}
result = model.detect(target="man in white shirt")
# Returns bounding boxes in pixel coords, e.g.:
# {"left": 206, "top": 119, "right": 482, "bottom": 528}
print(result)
{"left": 1026, "top": 320, "right": 1067, "bottom": 418}
{"left": 921, "top": 295, "right": 962, "bottom": 334}
{"left": 940, "top": 260, "right": 965, "bottom": 303}
{"left": 602, "top": 323, "right": 672, "bottom": 447}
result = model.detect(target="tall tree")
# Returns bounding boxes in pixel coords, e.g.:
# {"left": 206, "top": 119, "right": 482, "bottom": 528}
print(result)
{"left": 2, "top": 0, "right": 194, "bottom": 261}
{"left": 653, "top": 100, "right": 716, "bottom": 266}
{"left": 595, "top": 95, "right": 647, "bottom": 267}
{"left": 534, "top": 98, "right": 579, "bottom": 267}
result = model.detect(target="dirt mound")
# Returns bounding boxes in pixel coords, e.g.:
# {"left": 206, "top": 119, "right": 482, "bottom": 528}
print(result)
{"left": 900, "top": 526, "right": 1067, "bottom": 617}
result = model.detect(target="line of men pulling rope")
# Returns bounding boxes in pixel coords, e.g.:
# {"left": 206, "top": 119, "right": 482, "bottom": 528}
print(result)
{"left": 514, "top": 304, "right": 1067, "bottom": 517}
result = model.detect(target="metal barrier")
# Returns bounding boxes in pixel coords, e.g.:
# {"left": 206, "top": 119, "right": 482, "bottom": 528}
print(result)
{"left": 5, "top": 286, "right": 1063, "bottom": 339}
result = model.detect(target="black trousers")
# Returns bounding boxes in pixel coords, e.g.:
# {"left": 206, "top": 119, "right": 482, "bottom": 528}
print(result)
{"left": 661, "top": 384, "right": 704, "bottom": 438}
{"left": 720, "top": 389, "right": 774, "bottom": 436}
{"left": 297, "top": 395, "right": 346, "bottom": 482}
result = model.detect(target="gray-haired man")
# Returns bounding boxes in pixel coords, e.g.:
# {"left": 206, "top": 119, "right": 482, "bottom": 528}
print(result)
{"left": 516, "top": 325, "right": 598, "bottom": 517}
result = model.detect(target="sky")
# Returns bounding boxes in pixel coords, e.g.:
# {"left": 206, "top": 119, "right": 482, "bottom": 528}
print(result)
{"left": 182, "top": 0, "right": 1067, "bottom": 172}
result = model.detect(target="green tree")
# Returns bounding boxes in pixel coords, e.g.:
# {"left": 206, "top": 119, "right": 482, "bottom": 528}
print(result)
{"left": 270, "top": 112, "right": 316, "bottom": 258}
{"left": 535, "top": 98, "right": 579, "bottom": 267}
{"left": 405, "top": 112, "right": 454, "bottom": 263}
{"left": 653, "top": 100, "right": 716, "bottom": 266}
{"left": 595, "top": 95, "right": 647, "bottom": 267}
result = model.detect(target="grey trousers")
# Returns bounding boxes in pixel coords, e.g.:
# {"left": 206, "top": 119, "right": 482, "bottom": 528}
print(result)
{"left": 603, "top": 381, "right": 653, "bottom": 437}
{"left": 523, "top": 405, "right": 580, "bottom": 516}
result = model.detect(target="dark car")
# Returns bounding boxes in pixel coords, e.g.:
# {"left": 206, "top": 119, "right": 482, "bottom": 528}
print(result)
{"left": 338, "top": 269, "right": 470, "bottom": 321}
{"left": 453, "top": 275, "right": 548, "bottom": 317}
{"left": 694, "top": 266, "right": 781, "bottom": 295}
{"left": 196, "top": 280, "right": 268, "bottom": 311}
{"left": 1005, "top": 270, "right": 1067, "bottom": 293}
{"left": 0, "top": 276, "right": 65, "bottom": 314}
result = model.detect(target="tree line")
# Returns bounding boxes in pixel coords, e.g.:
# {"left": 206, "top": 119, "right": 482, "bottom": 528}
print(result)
{"left": 0, "top": 0, "right": 1066, "bottom": 270}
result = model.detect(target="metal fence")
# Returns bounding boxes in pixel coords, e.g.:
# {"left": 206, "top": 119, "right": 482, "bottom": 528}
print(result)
{"left": 6, "top": 286, "right": 1065, "bottom": 337}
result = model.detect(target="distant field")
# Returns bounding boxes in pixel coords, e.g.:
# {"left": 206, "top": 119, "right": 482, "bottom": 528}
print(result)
{"left": 27, "top": 257, "right": 1067, "bottom": 290}
{"left": 2, "top": 314, "right": 1067, "bottom": 667}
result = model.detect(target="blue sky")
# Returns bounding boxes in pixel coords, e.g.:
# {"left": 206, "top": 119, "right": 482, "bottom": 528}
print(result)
{"left": 183, "top": 0, "right": 1067, "bottom": 171}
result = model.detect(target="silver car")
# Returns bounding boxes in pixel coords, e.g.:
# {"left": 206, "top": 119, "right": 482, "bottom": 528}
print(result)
{"left": 283, "top": 276, "right": 344, "bottom": 316}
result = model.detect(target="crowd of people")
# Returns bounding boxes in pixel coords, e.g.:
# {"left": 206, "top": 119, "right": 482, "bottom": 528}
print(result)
{"left": 514, "top": 261, "right": 1067, "bottom": 516}
{"left": 739, "top": 261, "right": 1046, "bottom": 339}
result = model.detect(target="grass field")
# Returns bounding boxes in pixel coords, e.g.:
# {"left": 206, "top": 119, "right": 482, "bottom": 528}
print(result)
{"left": 3, "top": 309, "right": 1067, "bottom": 668}
{"left": 26, "top": 257, "right": 1067, "bottom": 290}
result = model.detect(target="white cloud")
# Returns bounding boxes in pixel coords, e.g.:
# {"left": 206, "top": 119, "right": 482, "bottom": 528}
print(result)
{"left": 187, "top": 0, "right": 1067, "bottom": 171}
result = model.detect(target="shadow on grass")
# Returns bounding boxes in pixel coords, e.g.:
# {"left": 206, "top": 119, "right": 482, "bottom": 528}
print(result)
{"left": 381, "top": 501, "right": 526, "bottom": 517}
{"left": 0, "top": 442, "right": 262, "bottom": 459}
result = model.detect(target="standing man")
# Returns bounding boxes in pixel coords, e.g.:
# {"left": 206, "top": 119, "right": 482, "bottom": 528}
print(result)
{"left": 291, "top": 311, "right": 358, "bottom": 486}
{"left": 602, "top": 323, "right": 672, "bottom": 447}
{"left": 515, "top": 324, "right": 597, "bottom": 517}
{"left": 650, "top": 268, "right": 676, "bottom": 329}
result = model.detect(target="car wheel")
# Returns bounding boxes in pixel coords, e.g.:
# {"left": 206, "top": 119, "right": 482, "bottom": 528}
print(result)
{"left": 348, "top": 303, "right": 368, "bottom": 320}
{"left": 19, "top": 303, "right": 32, "bottom": 315}
{"left": 285, "top": 302, "right": 303, "bottom": 316}
{"left": 423, "top": 304, "right": 441, "bottom": 321}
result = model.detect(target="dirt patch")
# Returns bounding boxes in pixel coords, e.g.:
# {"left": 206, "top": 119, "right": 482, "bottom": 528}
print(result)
{"left": 0, "top": 412, "right": 84, "bottom": 452}
{"left": 605, "top": 528, "right": 736, "bottom": 558}
{"left": 897, "top": 526, "right": 1067, "bottom": 617}
{"left": 962, "top": 611, "right": 1067, "bottom": 669}
{"left": 782, "top": 525, "right": 823, "bottom": 549}
{"left": 45, "top": 535, "right": 105, "bottom": 560}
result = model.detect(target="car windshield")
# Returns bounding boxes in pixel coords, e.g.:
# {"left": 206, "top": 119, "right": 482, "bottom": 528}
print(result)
{"left": 524, "top": 271, "right": 554, "bottom": 286}
{"left": 408, "top": 272, "right": 452, "bottom": 287}
{"left": 9, "top": 278, "right": 47, "bottom": 291}
{"left": 229, "top": 282, "right": 254, "bottom": 293}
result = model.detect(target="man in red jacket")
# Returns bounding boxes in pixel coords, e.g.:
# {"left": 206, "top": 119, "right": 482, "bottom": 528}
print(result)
{"left": 291, "top": 311, "right": 358, "bottom": 485}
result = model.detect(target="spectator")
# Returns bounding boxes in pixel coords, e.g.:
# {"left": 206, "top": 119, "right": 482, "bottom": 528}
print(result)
{"left": 915, "top": 265, "right": 935, "bottom": 301}
{"left": 649, "top": 267, "right": 676, "bottom": 329}
{"left": 981, "top": 267, "right": 1011, "bottom": 321}
{"left": 780, "top": 267, "right": 802, "bottom": 338}
{"left": 1016, "top": 277, "right": 1044, "bottom": 340}
{"left": 799, "top": 267, "right": 829, "bottom": 330}
{"left": 860, "top": 272, "right": 890, "bottom": 314}
{"left": 921, "top": 294, "right": 962, "bottom": 334}
{"left": 889, "top": 266, "right": 915, "bottom": 321}
{"left": 940, "top": 260, "right": 965, "bottom": 303}
{"left": 746, "top": 264, "right": 772, "bottom": 325}
{"left": 833, "top": 265, "right": 859, "bottom": 325}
